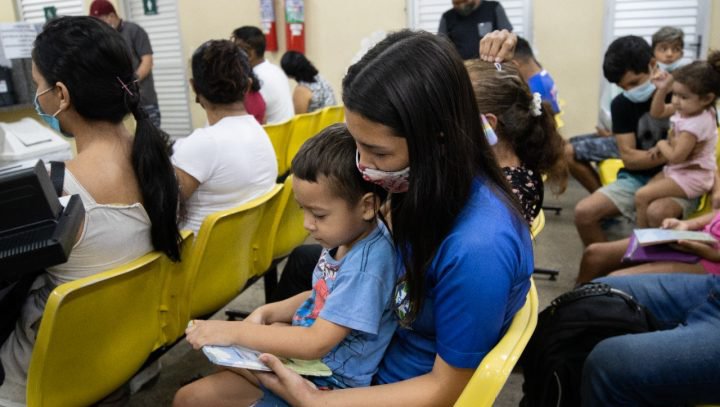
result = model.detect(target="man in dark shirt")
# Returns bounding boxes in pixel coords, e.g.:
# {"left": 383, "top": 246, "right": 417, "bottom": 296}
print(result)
{"left": 574, "top": 36, "right": 698, "bottom": 246}
{"left": 438, "top": 0, "right": 513, "bottom": 59}
{"left": 90, "top": 0, "right": 160, "bottom": 128}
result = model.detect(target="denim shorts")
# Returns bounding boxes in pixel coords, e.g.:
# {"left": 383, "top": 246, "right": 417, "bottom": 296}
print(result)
{"left": 570, "top": 134, "right": 620, "bottom": 162}
{"left": 598, "top": 170, "right": 700, "bottom": 221}
{"left": 252, "top": 375, "right": 348, "bottom": 407}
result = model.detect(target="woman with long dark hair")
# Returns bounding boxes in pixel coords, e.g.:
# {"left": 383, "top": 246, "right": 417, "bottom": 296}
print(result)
{"left": 280, "top": 51, "right": 336, "bottom": 114}
{"left": 0, "top": 16, "right": 180, "bottom": 403}
{"left": 174, "top": 30, "right": 531, "bottom": 407}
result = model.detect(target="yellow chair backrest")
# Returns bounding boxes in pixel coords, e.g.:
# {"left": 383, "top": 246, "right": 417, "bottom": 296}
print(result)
{"left": 285, "top": 110, "right": 322, "bottom": 171}
{"left": 186, "top": 185, "right": 282, "bottom": 318}
{"left": 272, "top": 175, "right": 310, "bottom": 260}
{"left": 27, "top": 250, "right": 174, "bottom": 407}
{"left": 530, "top": 209, "right": 545, "bottom": 238}
{"left": 159, "top": 230, "right": 196, "bottom": 345}
{"left": 454, "top": 279, "right": 539, "bottom": 407}
{"left": 263, "top": 119, "right": 294, "bottom": 176}
{"left": 317, "top": 105, "right": 345, "bottom": 133}
{"left": 250, "top": 184, "right": 286, "bottom": 278}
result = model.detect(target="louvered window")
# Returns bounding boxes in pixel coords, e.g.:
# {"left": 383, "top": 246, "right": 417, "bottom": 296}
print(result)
{"left": 122, "top": 0, "right": 191, "bottom": 138}
{"left": 16, "top": 0, "right": 83, "bottom": 23}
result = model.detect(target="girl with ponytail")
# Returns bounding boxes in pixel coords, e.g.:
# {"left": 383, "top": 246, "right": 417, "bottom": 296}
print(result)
{"left": 466, "top": 60, "right": 568, "bottom": 225}
{"left": 0, "top": 16, "right": 180, "bottom": 402}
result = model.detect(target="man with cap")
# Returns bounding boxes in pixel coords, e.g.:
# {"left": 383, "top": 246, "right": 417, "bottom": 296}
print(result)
{"left": 90, "top": 0, "right": 161, "bottom": 128}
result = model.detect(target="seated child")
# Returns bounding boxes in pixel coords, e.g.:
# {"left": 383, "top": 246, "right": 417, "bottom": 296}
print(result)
{"left": 652, "top": 26, "right": 690, "bottom": 73}
{"left": 634, "top": 50, "right": 720, "bottom": 227}
{"left": 512, "top": 36, "right": 560, "bottom": 114}
{"left": 466, "top": 60, "right": 567, "bottom": 225}
{"left": 173, "top": 123, "right": 397, "bottom": 406}
{"left": 578, "top": 209, "right": 720, "bottom": 283}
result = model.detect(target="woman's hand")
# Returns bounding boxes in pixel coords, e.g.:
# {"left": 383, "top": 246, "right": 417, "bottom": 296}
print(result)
{"left": 185, "top": 320, "right": 237, "bottom": 350}
{"left": 672, "top": 240, "right": 720, "bottom": 262}
{"left": 478, "top": 30, "right": 517, "bottom": 63}
{"left": 254, "top": 353, "right": 321, "bottom": 407}
{"left": 661, "top": 218, "right": 690, "bottom": 230}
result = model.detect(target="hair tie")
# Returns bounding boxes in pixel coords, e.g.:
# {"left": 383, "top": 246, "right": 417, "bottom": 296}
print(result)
{"left": 494, "top": 62, "right": 503, "bottom": 71}
{"left": 530, "top": 92, "right": 542, "bottom": 117}
{"left": 116, "top": 76, "right": 134, "bottom": 96}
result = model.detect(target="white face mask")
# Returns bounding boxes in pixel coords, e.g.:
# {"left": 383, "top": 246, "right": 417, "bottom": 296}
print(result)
{"left": 657, "top": 59, "right": 685, "bottom": 73}
{"left": 623, "top": 80, "right": 656, "bottom": 103}
{"left": 355, "top": 150, "right": 410, "bottom": 193}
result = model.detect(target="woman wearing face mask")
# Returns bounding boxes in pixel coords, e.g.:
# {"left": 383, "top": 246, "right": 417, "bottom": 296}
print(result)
{"left": 0, "top": 16, "right": 181, "bottom": 404}
{"left": 179, "top": 30, "right": 532, "bottom": 407}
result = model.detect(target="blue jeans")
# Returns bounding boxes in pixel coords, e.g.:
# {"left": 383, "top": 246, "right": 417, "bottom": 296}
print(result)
{"left": 581, "top": 274, "right": 720, "bottom": 406}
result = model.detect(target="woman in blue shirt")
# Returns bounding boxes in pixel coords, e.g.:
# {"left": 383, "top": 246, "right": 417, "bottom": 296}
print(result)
{"left": 253, "top": 29, "right": 533, "bottom": 406}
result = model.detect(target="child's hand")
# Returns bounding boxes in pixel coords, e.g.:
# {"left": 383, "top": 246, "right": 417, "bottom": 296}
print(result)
{"left": 245, "top": 306, "right": 272, "bottom": 325}
{"left": 648, "top": 146, "right": 661, "bottom": 159}
{"left": 661, "top": 218, "right": 689, "bottom": 230}
{"left": 672, "top": 240, "right": 720, "bottom": 262}
{"left": 651, "top": 69, "right": 674, "bottom": 91}
{"left": 185, "top": 320, "right": 236, "bottom": 350}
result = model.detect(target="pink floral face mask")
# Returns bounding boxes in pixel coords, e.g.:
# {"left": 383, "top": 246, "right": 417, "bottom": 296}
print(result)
{"left": 355, "top": 150, "right": 410, "bottom": 193}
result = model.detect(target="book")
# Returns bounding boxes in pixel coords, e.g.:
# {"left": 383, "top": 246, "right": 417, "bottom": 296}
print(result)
{"left": 201, "top": 344, "right": 333, "bottom": 377}
{"left": 633, "top": 228, "right": 717, "bottom": 247}
{"left": 622, "top": 233, "right": 700, "bottom": 264}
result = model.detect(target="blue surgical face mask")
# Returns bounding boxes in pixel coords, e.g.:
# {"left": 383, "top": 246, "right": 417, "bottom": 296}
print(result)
{"left": 623, "top": 80, "right": 656, "bottom": 103}
{"left": 658, "top": 59, "right": 684, "bottom": 73}
{"left": 34, "top": 87, "right": 63, "bottom": 133}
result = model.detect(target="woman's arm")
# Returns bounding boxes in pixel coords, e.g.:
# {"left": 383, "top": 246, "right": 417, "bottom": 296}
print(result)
{"left": 256, "top": 353, "right": 475, "bottom": 407}
{"left": 174, "top": 167, "right": 200, "bottom": 201}
{"left": 656, "top": 131, "right": 697, "bottom": 164}
{"left": 292, "top": 86, "right": 312, "bottom": 114}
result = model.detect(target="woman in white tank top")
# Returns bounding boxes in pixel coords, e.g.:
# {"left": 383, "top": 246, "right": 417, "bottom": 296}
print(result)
{"left": 0, "top": 16, "right": 181, "bottom": 403}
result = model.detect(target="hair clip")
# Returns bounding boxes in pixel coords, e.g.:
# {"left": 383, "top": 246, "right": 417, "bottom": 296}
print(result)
{"left": 481, "top": 114, "right": 498, "bottom": 145}
{"left": 116, "top": 76, "right": 134, "bottom": 97}
{"left": 494, "top": 62, "right": 503, "bottom": 71}
{"left": 530, "top": 93, "right": 542, "bottom": 117}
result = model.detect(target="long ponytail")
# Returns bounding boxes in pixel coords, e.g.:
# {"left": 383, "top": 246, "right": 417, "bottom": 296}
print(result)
{"left": 124, "top": 81, "right": 182, "bottom": 261}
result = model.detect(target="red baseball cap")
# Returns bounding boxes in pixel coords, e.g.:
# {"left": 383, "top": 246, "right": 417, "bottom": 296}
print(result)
{"left": 89, "top": 0, "right": 116, "bottom": 17}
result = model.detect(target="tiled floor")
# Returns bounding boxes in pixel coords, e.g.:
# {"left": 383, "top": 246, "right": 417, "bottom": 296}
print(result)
{"left": 128, "top": 179, "right": 597, "bottom": 407}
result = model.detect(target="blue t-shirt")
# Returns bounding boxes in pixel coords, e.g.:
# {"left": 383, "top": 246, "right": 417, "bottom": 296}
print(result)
{"left": 375, "top": 178, "right": 533, "bottom": 384}
{"left": 527, "top": 70, "right": 560, "bottom": 114}
{"left": 292, "top": 221, "right": 397, "bottom": 388}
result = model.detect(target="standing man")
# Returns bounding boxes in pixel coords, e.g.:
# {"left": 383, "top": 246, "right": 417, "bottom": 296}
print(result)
{"left": 90, "top": 0, "right": 161, "bottom": 128}
{"left": 438, "top": 0, "right": 513, "bottom": 60}
{"left": 232, "top": 26, "right": 294, "bottom": 124}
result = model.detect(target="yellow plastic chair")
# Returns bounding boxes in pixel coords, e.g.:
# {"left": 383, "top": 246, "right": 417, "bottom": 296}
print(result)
{"left": 27, "top": 250, "right": 177, "bottom": 407}
{"left": 186, "top": 185, "right": 283, "bottom": 318}
{"left": 285, "top": 110, "right": 322, "bottom": 172}
{"left": 250, "top": 184, "right": 287, "bottom": 278}
{"left": 598, "top": 158, "right": 625, "bottom": 186}
{"left": 317, "top": 104, "right": 345, "bottom": 132}
{"left": 531, "top": 208, "right": 545, "bottom": 238}
{"left": 257, "top": 175, "right": 310, "bottom": 301}
{"left": 263, "top": 118, "right": 294, "bottom": 176}
{"left": 454, "top": 279, "right": 539, "bottom": 407}
{"left": 159, "top": 230, "right": 196, "bottom": 345}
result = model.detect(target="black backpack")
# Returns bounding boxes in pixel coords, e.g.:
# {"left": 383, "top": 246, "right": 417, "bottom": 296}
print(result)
{"left": 519, "top": 282, "right": 659, "bottom": 407}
